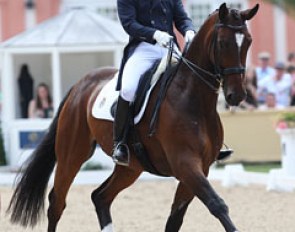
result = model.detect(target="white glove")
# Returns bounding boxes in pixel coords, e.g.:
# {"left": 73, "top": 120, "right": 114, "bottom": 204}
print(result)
{"left": 153, "top": 30, "right": 173, "bottom": 48}
{"left": 184, "top": 30, "right": 195, "bottom": 43}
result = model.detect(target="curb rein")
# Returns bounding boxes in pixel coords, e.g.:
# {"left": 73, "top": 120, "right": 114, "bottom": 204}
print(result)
{"left": 148, "top": 22, "right": 248, "bottom": 135}
{"left": 174, "top": 22, "right": 248, "bottom": 93}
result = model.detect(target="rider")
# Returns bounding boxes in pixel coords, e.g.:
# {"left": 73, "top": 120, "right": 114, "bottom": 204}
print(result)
{"left": 113, "top": 0, "right": 232, "bottom": 166}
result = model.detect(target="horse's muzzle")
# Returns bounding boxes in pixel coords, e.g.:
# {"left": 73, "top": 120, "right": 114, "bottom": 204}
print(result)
{"left": 225, "top": 90, "right": 246, "bottom": 106}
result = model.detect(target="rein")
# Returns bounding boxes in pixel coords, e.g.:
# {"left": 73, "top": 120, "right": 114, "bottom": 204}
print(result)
{"left": 148, "top": 21, "right": 248, "bottom": 135}
{"left": 177, "top": 53, "right": 221, "bottom": 93}
{"left": 173, "top": 22, "right": 247, "bottom": 93}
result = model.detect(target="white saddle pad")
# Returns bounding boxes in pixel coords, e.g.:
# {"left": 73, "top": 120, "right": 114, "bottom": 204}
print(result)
{"left": 92, "top": 56, "right": 177, "bottom": 124}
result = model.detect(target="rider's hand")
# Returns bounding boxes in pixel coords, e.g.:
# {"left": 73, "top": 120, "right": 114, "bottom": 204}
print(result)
{"left": 153, "top": 30, "right": 173, "bottom": 48}
{"left": 184, "top": 30, "right": 195, "bottom": 43}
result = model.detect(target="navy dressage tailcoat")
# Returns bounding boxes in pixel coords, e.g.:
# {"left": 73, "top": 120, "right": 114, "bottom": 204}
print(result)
{"left": 116, "top": 0, "right": 195, "bottom": 90}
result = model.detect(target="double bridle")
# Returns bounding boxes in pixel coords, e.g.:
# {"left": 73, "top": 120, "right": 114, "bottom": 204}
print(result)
{"left": 173, "top": 21, "right": 248, "bottom": 93}
{"left": 150, "top": 21, "right": 248, "bottom": 135}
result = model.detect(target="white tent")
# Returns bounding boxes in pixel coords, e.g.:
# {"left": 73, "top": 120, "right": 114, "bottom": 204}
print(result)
{"left": 0, "top": 7, "right": 128, "bottom": 166}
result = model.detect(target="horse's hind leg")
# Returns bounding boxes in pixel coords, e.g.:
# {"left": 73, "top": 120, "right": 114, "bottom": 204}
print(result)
{"left": 91, "top": 166, "right": 141, "bottom": 231}
{"left": 47, "top": 132, "right": 96, "bottom": 232}
{"left": 165, "top": 182, "right": 194, "bottom": 232}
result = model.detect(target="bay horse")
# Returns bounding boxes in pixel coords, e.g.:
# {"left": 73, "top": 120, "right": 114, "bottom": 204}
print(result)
{"left": 8, "top": 3, "right": 259, "bottom": 232}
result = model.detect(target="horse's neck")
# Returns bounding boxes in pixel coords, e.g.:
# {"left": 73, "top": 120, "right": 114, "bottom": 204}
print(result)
{"left": 185, "top": 15, "right": 216, "bottom": 70}
{"left": 169, "top": 71, "right": 218, "bottom": 115}
{"left": 169, "top": 24, "right": 219, "bottom": 116}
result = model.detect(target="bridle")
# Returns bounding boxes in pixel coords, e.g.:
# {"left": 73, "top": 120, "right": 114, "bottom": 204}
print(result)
{"left": 173, "top": 20, "right": 248, "bottom": 93}
{"left": 149, "top": 19, "right": 248, "bottom": 135}
{"left": 213, "top": 23, "right": 247, "bottom": 76}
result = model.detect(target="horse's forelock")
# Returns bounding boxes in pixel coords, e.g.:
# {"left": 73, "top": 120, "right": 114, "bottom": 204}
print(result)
{"left": 210, "top": 6, "right": 245, "bottom": 26}
{"left": 231, "top": 9, "right": 242, "bottom": 21}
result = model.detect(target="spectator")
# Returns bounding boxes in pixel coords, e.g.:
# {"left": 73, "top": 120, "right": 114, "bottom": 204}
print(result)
{"left": 0, "top": 93, "right": 1, "bottom": 116}
{"left": 288, "top": 65, "right": 295, "bottom": 106}
{"left": 28, "top": 83, "right": 53, "bottom": 118}
{"left": 258, "top": 92, "right": 284, "bottom": 110}
{"left": 18, "top": 64, "right": 34, "bottom": 118}
{"left": 287, "top": 52, "right": 295, "bottom": 68}
{"left": 255, "top": 52, "right": 275, "bottom": 104}
{"left": 256, "top": 52, "right": 275, "bottom": 82}
{"left": 258, "top": 62, "right": 292, "bottom": 108}
{"left": 240, "top": 67, "right": 258, "bottom": 110}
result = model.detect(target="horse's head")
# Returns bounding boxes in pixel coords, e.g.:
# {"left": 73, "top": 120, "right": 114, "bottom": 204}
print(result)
{"left": 209, "top": 3, "right": 259, "bottom": 106}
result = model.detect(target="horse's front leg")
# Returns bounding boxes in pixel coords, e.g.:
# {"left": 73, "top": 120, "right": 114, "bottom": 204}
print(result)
{"left": 175, "top": 159, "right": 238, "bottom": 232}
{"left": 165, "top": 182, "right": 194, "bottom": 232}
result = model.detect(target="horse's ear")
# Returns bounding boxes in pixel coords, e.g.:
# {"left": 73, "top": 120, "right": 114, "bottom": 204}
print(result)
{"left": 219, "top": 3, "right": 229, "bottom": 22}
{"left": 241, "top": 4, "right": 259, "bottom": 21}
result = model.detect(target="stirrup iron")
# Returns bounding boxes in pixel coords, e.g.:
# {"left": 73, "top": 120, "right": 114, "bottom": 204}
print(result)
{"left": 112, "top": 142, "right": 130, "bottom": 166}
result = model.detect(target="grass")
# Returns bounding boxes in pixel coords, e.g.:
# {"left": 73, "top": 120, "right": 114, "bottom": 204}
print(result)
{"left": 243, "top": 162, "right": 281, "bottom": 173}
{"left": 83, "top": 161, "right": 282, "bottom": 173}
{"left": 82, "top": 162, "right": 105, "bottom": 171}
{"left": 217, "top": 162, "right": 281, "bottom": 173}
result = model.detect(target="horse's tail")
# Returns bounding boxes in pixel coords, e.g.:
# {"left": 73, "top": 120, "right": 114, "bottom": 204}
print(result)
{"left": 7, "top": 88, "right": 72, "bottom": 227}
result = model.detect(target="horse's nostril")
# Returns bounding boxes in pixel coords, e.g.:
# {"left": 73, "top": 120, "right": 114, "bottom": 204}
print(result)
{"left": 226, "top": 92, "right": 245, "bottom": 106}
{"left": 226, "top": 93, "right": 233, "bottom": 103}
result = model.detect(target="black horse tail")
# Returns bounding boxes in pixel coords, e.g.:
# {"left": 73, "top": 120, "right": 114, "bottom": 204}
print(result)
{"left": 7, "top": 88, "right": 72, "bottom": 227}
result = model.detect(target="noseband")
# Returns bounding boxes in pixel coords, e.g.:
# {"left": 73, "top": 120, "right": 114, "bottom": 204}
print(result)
{"left": 174, "top": 21, "right": 248, "bottom": 92}
{"left": 213, "top": 23, "right": 247, "bottom": 77}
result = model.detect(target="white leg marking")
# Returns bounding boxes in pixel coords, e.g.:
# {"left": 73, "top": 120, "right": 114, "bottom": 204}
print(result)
{"left": 102, "top": 223, "right": 113, "bottom": 232}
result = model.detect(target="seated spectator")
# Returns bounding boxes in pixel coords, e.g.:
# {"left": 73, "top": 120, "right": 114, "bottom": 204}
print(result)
{"left": 255, "top": 52, "right": 275, "bottom": 104}
{"left": 258, "top": 92, "right": 285, "bottom": 110}
{"left": 28, "top": 83, "right": 53, "bottom": 118}
{"left": 288, "top": 65, "right": 295, "bottom": 106}
{"left": 240, "top": 67, "right": 258, "bottom": 110}
{"left": 258, "top": 62, "right": 292, "bottom": 108}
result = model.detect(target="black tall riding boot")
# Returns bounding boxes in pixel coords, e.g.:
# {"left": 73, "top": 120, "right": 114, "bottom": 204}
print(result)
{"left": 112, "top": 96, "right": 132, "bottom": 166}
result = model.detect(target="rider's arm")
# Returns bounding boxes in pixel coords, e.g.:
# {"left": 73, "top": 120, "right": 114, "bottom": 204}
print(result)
{"left": 117, "top": 0, "right": 156, "bottom": 44}
{"left": 173, "top": 0, "right": 195, "bottom": 36}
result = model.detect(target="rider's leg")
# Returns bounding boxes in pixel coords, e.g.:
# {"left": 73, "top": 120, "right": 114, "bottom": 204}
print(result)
{"left": 112, "top": 42, "right": 167, "bottom": 166}
{"left": 112, "top": 96, "right": 132, "bottom": 166}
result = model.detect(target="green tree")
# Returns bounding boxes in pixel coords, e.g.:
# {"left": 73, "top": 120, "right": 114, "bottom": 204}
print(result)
{"left": 266, "top": 0, "right": 295, "bottom": 14}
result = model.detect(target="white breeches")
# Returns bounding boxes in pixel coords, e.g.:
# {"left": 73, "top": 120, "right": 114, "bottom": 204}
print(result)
{"left": 120, "top": 42, "right": 168, "bottom": 102}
